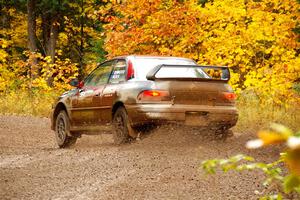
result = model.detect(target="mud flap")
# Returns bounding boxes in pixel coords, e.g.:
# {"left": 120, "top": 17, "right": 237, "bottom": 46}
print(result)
{"left": 127, "top": 119, "right": 138, "bottom": 138}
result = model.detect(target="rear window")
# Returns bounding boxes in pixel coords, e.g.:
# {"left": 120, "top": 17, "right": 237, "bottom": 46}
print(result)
{"left": 156, "top": 66, "right": 210, "bottom": 79}
{"left": 153, "top": 65, "right": 230, "bottom": 81}
{"left": 133, "top": 58, "right": 196, "bottom": 80}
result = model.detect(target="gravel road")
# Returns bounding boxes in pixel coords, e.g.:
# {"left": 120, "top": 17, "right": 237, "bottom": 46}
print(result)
{"left": 0, "top": 115, "right": 282, "bottom": 200}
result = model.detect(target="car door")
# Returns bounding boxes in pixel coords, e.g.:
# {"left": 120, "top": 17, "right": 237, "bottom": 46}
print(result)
{"left": 71, "top": 60, "right": 115, "bottom": 126}
{"left": 101, "top": 59, "right": 127, "bottom": 123}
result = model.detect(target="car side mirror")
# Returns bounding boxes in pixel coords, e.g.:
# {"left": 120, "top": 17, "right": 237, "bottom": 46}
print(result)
{"left": 69, "top": 78, "right": 84, "bottom": 88}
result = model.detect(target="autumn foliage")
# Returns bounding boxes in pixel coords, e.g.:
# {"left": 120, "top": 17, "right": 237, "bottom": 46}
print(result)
{"left": 105, "top": 0, "right": 300, "bottom": 106}
{"left": 0, "top": 0, "right": 299, "bottom": 114}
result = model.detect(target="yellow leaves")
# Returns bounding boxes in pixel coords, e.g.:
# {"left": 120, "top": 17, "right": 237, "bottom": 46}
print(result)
{"left": 58, "top": 33, "right": 68, "bottom": 46}
{"left": 247, "top": 123, "right": 293, "bottom": 148}
{"left": 241, "top": 50, "right": 299, "bottom": 105}
{"left": 7, "top": 8, "right": 16, "bottom": 15}
{"left": 31, "top": 78, "right": 51, "bottom": 91}
{"left": 44, "top": 56, "right": 52, "bottom": 63}
{"left": 0, "top": 38, "right": 12, "bottom": 63}
{"left": 0, "top": 49, "right": 9, "bottom": 63}
{"left": 0, "top": 38, "right": 12, "bottom": 49}
{"left": 2, "top": 10, "right": 27, "bottom": 49}
{"left": 3, "top": 51, "right": 80, "bottom": 92}
{"left": 257, "top": 130, "right": 288, "bottom": 145}
{"left": 285, "top": 149, "right": 300, "bottom": 176}
{"left": 257, "top": 123, "right": 293, "bottom": 145}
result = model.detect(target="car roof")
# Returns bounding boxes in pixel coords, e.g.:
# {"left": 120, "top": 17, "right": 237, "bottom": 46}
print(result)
{"left": 113, "top": 55, "right": 195, "bottom": 62}
{"left": 106, "top": 55, "right": 228, "bottom": 69}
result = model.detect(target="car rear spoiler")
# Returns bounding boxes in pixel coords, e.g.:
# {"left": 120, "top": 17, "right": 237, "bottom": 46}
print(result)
{"left": 146, "top": 64, "right": 230, "bottom": 82}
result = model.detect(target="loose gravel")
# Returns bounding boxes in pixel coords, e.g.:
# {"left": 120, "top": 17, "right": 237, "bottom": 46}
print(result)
{"left": 0, "top": 115, "right": 282, "bottom": 200}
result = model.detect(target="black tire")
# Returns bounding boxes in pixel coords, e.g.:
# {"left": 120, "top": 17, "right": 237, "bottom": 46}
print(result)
{"left": 55, "top": 110, "right": 77, "bottom": 148}
{"left": 112, "top": 107, "right": 136, "bottom": 144}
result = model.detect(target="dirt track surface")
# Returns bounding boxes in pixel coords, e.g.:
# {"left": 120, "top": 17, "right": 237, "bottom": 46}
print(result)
{"left": 0, "top": 115, "right": 282, "bottom": 200}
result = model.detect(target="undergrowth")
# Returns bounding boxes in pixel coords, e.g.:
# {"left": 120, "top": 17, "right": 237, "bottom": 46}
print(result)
{"left": 0, "top": 90, "right": 59, "bottom": 117}
{"left": 235, "top": 94, "right": 300, "bottom": 132}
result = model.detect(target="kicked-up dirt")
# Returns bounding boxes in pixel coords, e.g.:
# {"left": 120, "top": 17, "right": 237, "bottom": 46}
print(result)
{"left": 0, "top": 115, "right": 282, "bottom": 200}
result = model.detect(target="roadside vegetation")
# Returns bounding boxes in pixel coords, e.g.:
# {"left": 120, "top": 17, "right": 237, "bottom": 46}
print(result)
{"left": 0, "top": 91, "right": 299, "bottom": 133}
{"left": 235, "top": 96, "right": 300, "bottom": 132}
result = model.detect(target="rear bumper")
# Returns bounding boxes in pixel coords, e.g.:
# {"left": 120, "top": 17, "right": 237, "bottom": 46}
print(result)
{"left": 126, "top": 104, "right": 238, "bottom": 128}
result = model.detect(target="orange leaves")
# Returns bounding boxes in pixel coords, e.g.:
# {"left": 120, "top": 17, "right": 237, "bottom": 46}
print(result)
{"left": 257, "top": 130, "right": 289, "bottom": 145}
{"left": 105, "top": 0, "right": 201, "bottom": 57}
{"left": 246, "top": 123, "right": 293, "bottom": 148}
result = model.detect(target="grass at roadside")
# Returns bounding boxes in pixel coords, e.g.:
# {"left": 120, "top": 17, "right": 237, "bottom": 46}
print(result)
{"left": 0, "top": 90, "right": 59, "bottom": 117}
{"left": 0, "top": 90, "right": 299, "bottom": 131}
{"left": 235, "top": 95, "right": 300, "bottom": 132}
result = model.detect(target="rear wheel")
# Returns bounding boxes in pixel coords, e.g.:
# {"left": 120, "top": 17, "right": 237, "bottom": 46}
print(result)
{"left": 55, "top": 111, "right": 77, "bottom": 148}
{"left": 112, "top": 107, "right": 136, "bottom": 144}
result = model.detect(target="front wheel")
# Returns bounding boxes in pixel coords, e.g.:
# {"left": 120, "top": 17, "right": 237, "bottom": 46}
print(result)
{"left": 112, "top": 107, "right": 136, "bottom": 144}
{"left": 55, "top": 111, "right": 77, "bottom": 148}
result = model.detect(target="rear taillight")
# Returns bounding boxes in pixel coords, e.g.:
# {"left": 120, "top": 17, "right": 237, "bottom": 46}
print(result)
{"left": 223, "top": 92, "right": 237, "bottom": 101}
{"left": 137, "top": 90, "right": 170, "bottom": 102}
{"left": 127, "top": 59, "right": 134, "bottom": 80}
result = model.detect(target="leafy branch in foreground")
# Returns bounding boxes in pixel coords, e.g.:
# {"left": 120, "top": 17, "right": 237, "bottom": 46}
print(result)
{"left": 201, "top": 124, "right": 300, "bottom": 200}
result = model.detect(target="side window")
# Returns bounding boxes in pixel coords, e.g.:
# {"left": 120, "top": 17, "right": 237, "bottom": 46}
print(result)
{"left": 84, "top": 61, "right": 114, "bottom": 86}
{"left": 109, "top": 59, "right": 127, "bottom": 84}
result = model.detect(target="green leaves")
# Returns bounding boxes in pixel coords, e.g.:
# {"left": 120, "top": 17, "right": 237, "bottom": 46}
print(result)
{"left": 202, "top": 154, "right": 255, "bottom": 174}
{"left": 260, "top": 194, "right": 283, "bottom": 200}
{"left": 283, "top": 175, "right": 300, "bottom": 193}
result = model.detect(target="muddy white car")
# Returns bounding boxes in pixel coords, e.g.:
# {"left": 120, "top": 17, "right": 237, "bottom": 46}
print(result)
{"left": 51, "top": 56, "right": 238, "bottom": 148}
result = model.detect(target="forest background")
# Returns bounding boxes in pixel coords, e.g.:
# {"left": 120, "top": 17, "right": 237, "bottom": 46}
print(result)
{"left": 0, "top": 0, "right": 299, "bottom": 130}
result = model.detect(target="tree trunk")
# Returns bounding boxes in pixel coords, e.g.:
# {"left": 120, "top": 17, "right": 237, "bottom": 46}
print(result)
{"left": 27, "top": 0, "right": 38, "bottom": 53}
{"left": 45, "top": 17, "right": 59, "bottom": 86}
{"left": 46, "top": 18, "right": 59, "bottom": 62}
{"left": 27, "top": 0, "right": 38, "bottom": 79}
{"left": 41, "top": 14, "right": 51, "bottom": 56}
{"left": 79, "top": 0, "right": 84, "bottom": 79}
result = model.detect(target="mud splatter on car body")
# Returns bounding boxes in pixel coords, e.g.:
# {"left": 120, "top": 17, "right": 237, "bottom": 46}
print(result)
{"left": 50, "top": 56, "right": 238, "bottom": 147}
